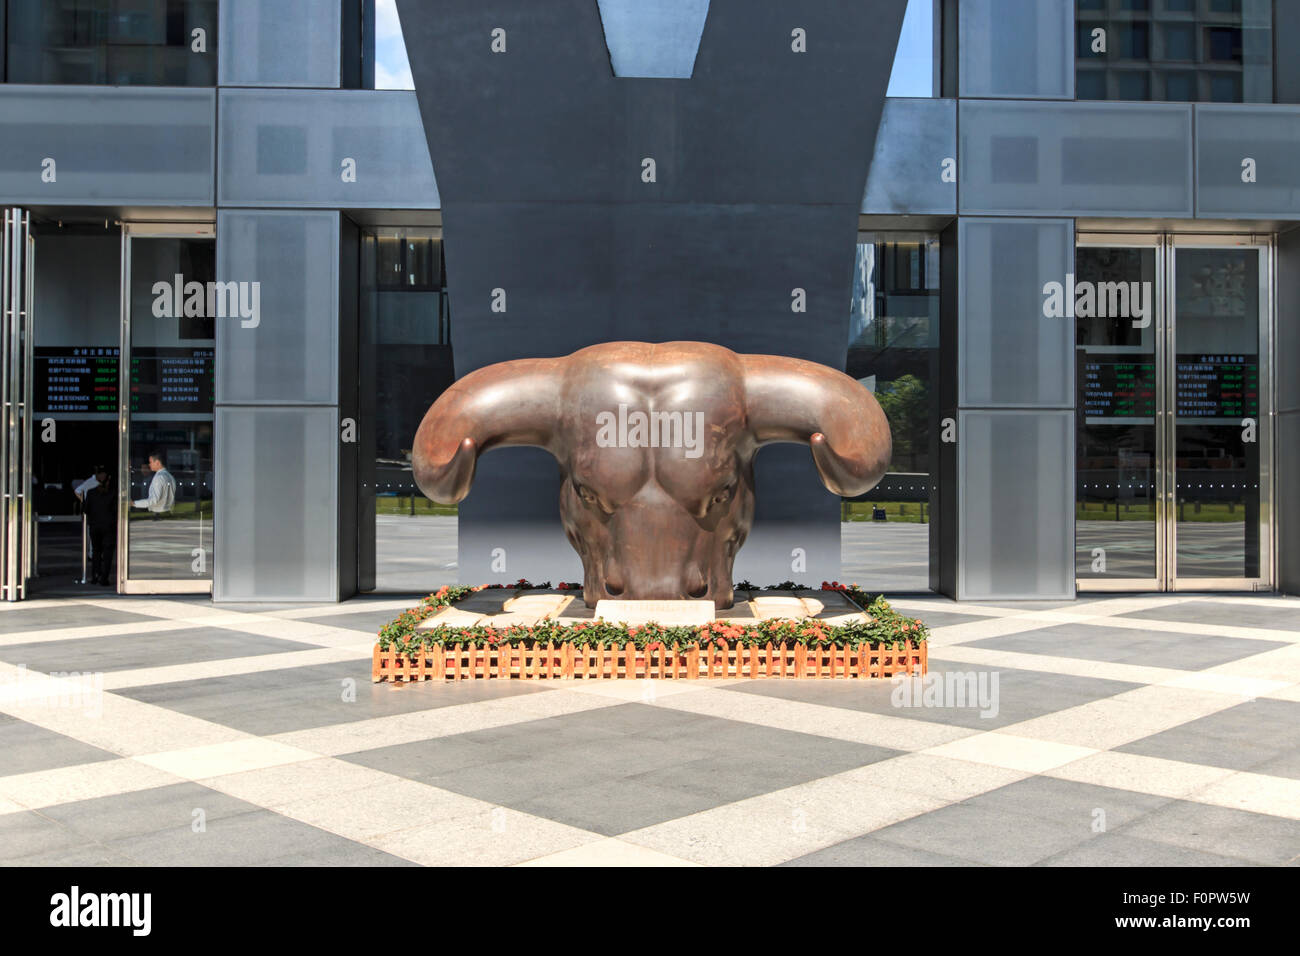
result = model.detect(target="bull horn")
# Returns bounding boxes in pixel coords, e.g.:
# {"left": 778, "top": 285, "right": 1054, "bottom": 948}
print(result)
{"left": 742, "top": 355, "right": 892, "bottom": 497}
{"left": 411, "top": 357, "right": 564, "bottom": 503}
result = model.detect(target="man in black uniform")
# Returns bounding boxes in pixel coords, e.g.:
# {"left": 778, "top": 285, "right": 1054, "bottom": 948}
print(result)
{"left": 83, "top": 464, "right": 117, "bottom": 586}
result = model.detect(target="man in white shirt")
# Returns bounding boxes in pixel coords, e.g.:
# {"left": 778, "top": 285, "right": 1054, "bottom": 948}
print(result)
{"left": 132, "top": 451, "right": 177, "bottom": 515}
{"left": 73, "top": 473, "right": 99, "bottom": 500}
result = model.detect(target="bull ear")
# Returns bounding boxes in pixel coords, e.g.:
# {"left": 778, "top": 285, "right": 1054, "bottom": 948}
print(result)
{"left": 411, "top": 358, "right": 565, "bottom": 503}
{"left": 742, "top": 355, "right": 892, "bottom": 498}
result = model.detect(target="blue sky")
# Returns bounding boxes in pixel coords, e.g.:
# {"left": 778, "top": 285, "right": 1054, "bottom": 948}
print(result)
{"left": 373, "top": 0, "right": 933, "bottom": 95}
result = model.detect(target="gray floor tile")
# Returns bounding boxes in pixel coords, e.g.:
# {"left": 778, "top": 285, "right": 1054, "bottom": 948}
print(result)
{"left": 37, "top": 782, "right": 262, "bottom": 844}
{"left": 0, "top": 810, "right": 88, "bottom": 863}
{"left": 296, "top": 608, "right": 416, "bottom": 634}
{"left": 903, "top": 609, "right": 996, "bottom": 629}
{"left": 962, "top": 776, "right": 1173, "bottom": 830}
{"left": 0, "top": 603, "right": 160, "bottom": 634}
{"left": 1037, "top": 833, "right": 1252, "bottom": 867}
{"left": 1116, "top": 801, "right": 1300, "bottom": 866}
{"left": 867, "top": 802, "right": 1096, "bottom": 866}
{"left": 115, "top": 661, "right": 554, "bottom": 735}
{"left": 1119, "top": 600, "right": 1300, "bottom": 632}
{"left": 0, "top": 627, "right": 316, "bottom": 674}
{"left": 9, "top": 843, "right": 138, "bottom": 866}
{"left": 781, "top": 833, "right": 982, "bottom": 867}
{"left": 965, "top": 622, "right": 1284, "bottom": 670}
{"left": 256, "top": 844, "right": 419, "bottom": 866}
{"left": 511, "top": 777, "right": 731, "bottom": 837}
{"left": 342, "top": 703, "right": 899, "bottom": 833}
{"left": 721, "top": 661, "right": 1141, "bottom": 729}
{"left": 105, "top": 808, "right": 373, "bottom": 866}
{"left": 1118, "top": 699, "right": 1300, "bottom": 779}
{"left": 0, "top": 716, "right": 119, "bottom": 775}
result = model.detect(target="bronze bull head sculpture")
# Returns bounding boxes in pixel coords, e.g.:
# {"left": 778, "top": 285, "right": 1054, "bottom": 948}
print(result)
{"left": 412, "top": 342, "right": 891, "bottom": 609}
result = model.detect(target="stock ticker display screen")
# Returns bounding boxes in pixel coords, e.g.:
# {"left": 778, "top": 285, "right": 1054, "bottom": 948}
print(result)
{"left": 129, "top": 348, "right": 215, "bottom": 415}
{"left": 1081, "top": 354, "right": 1258, "bottom": 421}
{"left": 36, "top": 347, "right": 119, "bottom": 414}
{"left": 1080, "top": 358, "right": 1157, "bottom": 419}
{"left": 36, "top": 346, "right": 215, "bottom": 416}
{"left": 1175, "top": 354, "right": 1258, "bottom": 420}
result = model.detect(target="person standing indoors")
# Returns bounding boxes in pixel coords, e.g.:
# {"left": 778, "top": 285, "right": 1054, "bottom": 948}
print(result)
{"left": 132, "top": 450, "right": 177, "bottom": 517}
{"left": 83, "top": 465, "right": 117, "bottom": 586}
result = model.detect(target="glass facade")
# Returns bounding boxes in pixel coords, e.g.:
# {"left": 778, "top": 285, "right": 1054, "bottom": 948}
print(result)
{"left": 1076, "top": 0, "right": 1273, "bottom": 102}
{"left": 366, "top": 0, "right": 938, "bottom": 94}
{"left": 5, "top": 0, "right": 218, "bottom": 86}
{"left": 843, "top": 236, "right": 940, "bottom": 592}
{"left": 359, "top": 229, "right": 456, "bottom": 592}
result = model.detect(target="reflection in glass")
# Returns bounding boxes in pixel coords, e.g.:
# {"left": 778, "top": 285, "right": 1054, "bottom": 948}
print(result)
{"left": 1173, "top": 248, "right": 1261, "bottom": 579}
{"left": 6, "top": 0, "right": 218, "bottom": 86}
{"left": 843, "top": 236, "right": 939, "bottom": 593}
{"left": 1076, "top": 0, "right": 1271, "bottom": 103}
{"left": 360, "top": 230, "right": 456, "bottom": 592}
{"left": 125, "top": 237, "right": 216, "bottom": 584}
{"left": 1075, "top": 246, "right": 1159, "bottom": 581}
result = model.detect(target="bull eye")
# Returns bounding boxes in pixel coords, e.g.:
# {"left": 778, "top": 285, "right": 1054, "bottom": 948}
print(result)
{"left": 573, "top": 481, "right": 599, "bottom": 508}
{"left": 711, "top": 482, "right": 736, "bottom": 507}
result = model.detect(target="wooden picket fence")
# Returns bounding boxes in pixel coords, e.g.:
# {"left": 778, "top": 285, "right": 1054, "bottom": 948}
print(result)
{"left": 373, "top": 640, "right": 926, "bottom": 683}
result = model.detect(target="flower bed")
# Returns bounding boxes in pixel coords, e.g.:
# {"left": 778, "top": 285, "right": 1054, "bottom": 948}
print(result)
{"left": 373, "top": 581, "right": 928, "bottom": 682}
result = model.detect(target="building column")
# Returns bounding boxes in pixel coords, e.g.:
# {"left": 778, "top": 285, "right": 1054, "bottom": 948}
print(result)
{"left": 1277, "top": 229, "right": 1300, "bottom": 594}
{"left": 937, "top": 217, "right": 1076, "bottom": 600}
{"left": 213, "top": 210, "right": 357, "bottom": 602}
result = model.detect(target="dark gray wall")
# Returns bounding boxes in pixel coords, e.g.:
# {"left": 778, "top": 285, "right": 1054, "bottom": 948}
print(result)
{"left": 397, "top": 0, "right": 906, "bottom": 586}
{"left": 339, "top": 215, "right": 361, "bottom": 600}
{"left": 1278, "top": 227, "right": 1300, "bottom": 594}
{"left": 1276, "top": 0, "right": 1300, "bottom": 105}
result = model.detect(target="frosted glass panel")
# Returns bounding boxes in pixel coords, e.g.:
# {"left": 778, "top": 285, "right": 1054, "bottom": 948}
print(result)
{"left": 959, "top": 218, "right": 1074, "bottom": 408}
{"left": 960, "top": 100, "right": 1193, "bottom": 217}
{"left": 219, "top": 0, "right": 341, "bottom": 87}
{"left": 1196, "top": 105, "right": 1300, "bottom": 219}
{"left": 215, "top": 211, "right": 339, "bottom": 405}
{"left": 960, "top": 410, "right": 1074, "bottom": 600}
{"left": 0, "top": 87, "right": 214, "bottom": 205}
{"left": 960, "top": 0, "right": 1073, "bottom": 99}
{"left": 218, "top": 91, "right": 438, "bottom": 208}
{"left": 214, "top": 407, "right": 338, "bottom": 601}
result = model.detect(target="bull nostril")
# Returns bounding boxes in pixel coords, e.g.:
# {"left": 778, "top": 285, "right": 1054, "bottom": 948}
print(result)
{"left": 686, "top": 577, "right": 708, "bottom": 599}
{"left": 605, "top": 580, "right": 624, "bottom": 597}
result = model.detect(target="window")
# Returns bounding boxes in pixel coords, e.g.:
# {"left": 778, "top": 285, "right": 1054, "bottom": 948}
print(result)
{"left": 1076, "top": 0, "right": 1272, "bottom": 103}
{"left": 843, "top": 235, "right": 940, "bottom": 592}
{"left": 5, "top": 0, "right": 218, "bottom": 86}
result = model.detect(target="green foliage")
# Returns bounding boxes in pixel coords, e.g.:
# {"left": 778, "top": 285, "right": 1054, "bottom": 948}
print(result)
{"left": 873, "top": 374, "right": 929, "bottom": 471}
{"left": 376, "top": 581, "right": 929, "bottom": 657}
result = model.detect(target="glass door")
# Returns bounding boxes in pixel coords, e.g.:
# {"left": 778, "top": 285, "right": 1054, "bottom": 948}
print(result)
{"left": 1075, "top": 237, "right": 1163, "bottom": 590}
{"left": 1169, "top": 239, "right": 1271, "bottom": 590}
{"left": 1077, "top": 234, "right": 1273, "bottom": 592}
{"left": 118, "top": 223, "right": 216, "bottom": 594}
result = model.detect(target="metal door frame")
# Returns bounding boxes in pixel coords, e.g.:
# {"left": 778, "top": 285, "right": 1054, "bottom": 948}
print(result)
{"left": 118, "top": 221, "right": 216, "bottom": 595}
{"left": 1166, "top": 234, "right": 1273, "bottom": 592}
{"left": 1075, "top": 233, "right": 1165, "bottom": 592}
{"left": 1076, "top": 231, "right": 1274, "bottom": 592}
{"left": 1, "top": 208, "right": 35, "bottom": 601}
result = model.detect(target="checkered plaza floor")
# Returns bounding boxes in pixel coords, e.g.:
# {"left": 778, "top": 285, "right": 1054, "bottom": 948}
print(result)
{"left": 0, "top": 592, "right": 1297, "bottom": 866}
